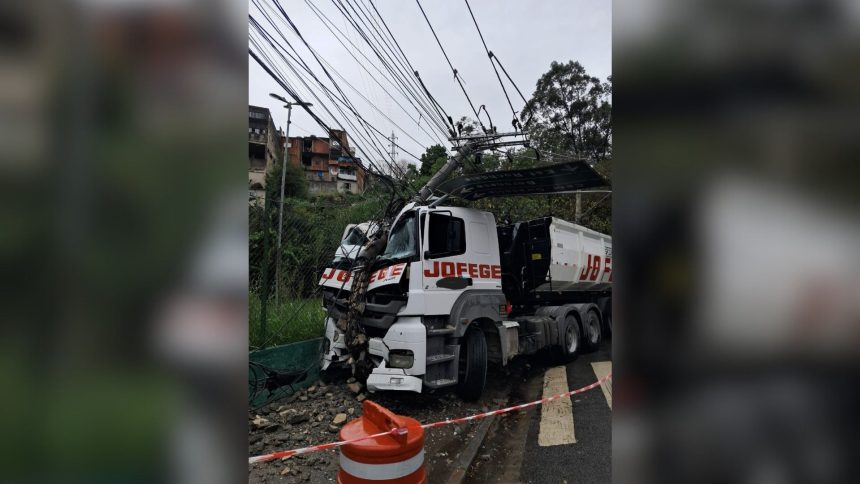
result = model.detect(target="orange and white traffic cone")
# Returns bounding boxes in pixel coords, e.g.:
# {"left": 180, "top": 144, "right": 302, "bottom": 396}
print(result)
{"left": 337, "top": 400, "right": 426, "bottom": 483}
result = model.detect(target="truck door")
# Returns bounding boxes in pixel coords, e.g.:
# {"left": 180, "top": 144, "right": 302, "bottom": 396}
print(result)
{"left": 420, "top": 209, "right": 502, "bottom": 314}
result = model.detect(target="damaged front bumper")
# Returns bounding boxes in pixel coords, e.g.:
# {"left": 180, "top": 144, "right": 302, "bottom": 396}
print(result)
{"left": 366, "top": 317, "right": 426, "bottom": 393}
{"left": 321, "top": 316, "right": 426, "bottom": 393}
{"left": 320, "top": 317, "right": 350, "bottom": 370}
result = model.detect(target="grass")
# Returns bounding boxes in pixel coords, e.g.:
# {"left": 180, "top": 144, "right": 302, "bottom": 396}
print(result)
{"left": 249, "top": 293, "right": 326, "bottom": 349}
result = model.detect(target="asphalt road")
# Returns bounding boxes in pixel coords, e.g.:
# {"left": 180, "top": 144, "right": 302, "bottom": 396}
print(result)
{"left": 464, "top": 340, "right": 612, "bottom": 483}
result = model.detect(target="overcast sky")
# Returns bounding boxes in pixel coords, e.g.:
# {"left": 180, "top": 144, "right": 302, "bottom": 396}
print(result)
{"left": 249, "top": 0, "right": 610, "bottom": 168}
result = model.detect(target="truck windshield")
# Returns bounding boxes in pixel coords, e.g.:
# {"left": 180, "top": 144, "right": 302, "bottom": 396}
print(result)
{"left": 379, "top": 211, "right": 417, "bottom": 262}
{"left": 342, "top": 226, "right": 368, "bottom": 246}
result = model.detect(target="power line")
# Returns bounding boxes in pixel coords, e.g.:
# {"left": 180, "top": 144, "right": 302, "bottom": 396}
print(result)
{"left": 330, "top": 0, "right": 451, "bottom": 138}
{"left": 415, "top": 0, "right": 488, "bottom": 134}
{"left": 303, "top": 0, "right": 450, "bottom": 142}
{"left": 492, "top": 53, "right": 532, "bottom": 128}
{"left": 346, "top": 0, "right": 453, "bottom": 135}
{"left": 341, "top": 0, "right": 430, "bottom": 109}
{"left": 302, "top": 43, "right": 435, "bottom": 154}
{"left": 362, "top": 0, "right": 456, "bottom": 132}
{"left": 269, "top": 2, "right": 389, "bottom": 155}
{"left": 252, "top": 15, "right": 389, "bottom": 172}
{"left": 579, "top": 192, "right": 612, "bottom": 219}
{"left": 348, "top": 0, "right": 453, "bottom": 136}
{"left": 413, "top": 70, "right": 457, "bottom": 139}
{"left": 303, "top": 4, "right": 447, "bottom": 146}
{"left": 253, "top": 16, "right": 427, "bottom": 163}
{"left": 256, "top": 1, "right": 411, "bottom": 181}
{"left": 341, "top": 12, "right": 389, "bottom": 145}
{"left": 249, "top": 48, "right": 381, "bottom": 182}
{"left": 463, "top": 0, "right": 519, "bottom": 131}
{"left": 289, "top": 123, "right": 315, "bottom": 136}
{"left": 251, "top": 5, "right": 416, "bottom": 187}
{"left": 251, "top": 29, "right": 407, "bottom": 194}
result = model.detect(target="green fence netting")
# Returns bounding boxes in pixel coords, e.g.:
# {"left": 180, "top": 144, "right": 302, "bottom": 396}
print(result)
{"left": 248, "top": 337, "right": 323, "bottom": 409}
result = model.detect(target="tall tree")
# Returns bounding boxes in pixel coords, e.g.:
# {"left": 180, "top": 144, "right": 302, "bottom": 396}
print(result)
{"left": 418, "top": 144, "right": 448, "bottom": 176}
{"left": 522, "top": 61, "right": 611, "bottom": 162}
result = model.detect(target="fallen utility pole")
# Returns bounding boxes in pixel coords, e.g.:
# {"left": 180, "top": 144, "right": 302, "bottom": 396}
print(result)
{"left": 415, "top": 140, "right": 479, "bottom": 203}
{"left": 415, "top": 131, "right": 526, "bottom": 204}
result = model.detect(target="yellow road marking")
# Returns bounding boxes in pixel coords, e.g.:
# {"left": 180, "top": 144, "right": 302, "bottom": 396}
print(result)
{"left": 591, "top": 361, "right": 612, "bottom": 408}
{"left": 538, "top": 366, "right": 576, "bottom": 446}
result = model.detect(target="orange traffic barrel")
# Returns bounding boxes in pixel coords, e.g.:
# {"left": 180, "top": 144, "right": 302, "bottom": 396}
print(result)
{"left": 337, "top": 400, "right": 426, "bottom": 483}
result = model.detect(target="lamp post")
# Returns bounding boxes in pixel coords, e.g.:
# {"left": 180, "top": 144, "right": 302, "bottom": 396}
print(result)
{"left": 269, "top": 93, "right": 312, "bottom": 302}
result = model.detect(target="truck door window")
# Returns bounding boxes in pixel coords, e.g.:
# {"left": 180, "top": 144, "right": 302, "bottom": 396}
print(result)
{"left": 427, "top": 212, "right": 466, "bottom": 259}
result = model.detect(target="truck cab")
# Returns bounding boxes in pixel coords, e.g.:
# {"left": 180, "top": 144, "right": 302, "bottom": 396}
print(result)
{"left": 320, "top": 203, "right": 611, "bottom": 400}
{"left": 320, "top": 204, "right": 507, "bottom": 395}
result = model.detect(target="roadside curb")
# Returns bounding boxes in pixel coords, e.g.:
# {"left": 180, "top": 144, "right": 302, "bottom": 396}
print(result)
{"left": 445, "top": 413, "right": 497, "bottom": 484}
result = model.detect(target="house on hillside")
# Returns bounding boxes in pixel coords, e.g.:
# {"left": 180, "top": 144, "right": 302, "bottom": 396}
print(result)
{"left": 284, "top": 129, "right": 366, "bottom": 195}
{"left": 249, "top": 104, "right": 365, "bottom": 200}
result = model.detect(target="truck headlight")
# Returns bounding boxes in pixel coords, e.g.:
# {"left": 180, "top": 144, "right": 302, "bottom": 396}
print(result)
{"left": 388, "top": 350, "right": 414, "bottom": 369}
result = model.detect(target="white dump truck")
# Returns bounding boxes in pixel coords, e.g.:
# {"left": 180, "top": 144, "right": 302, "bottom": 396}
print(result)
{"left": 319, "top": 202, "right": 612, "bottom": 399}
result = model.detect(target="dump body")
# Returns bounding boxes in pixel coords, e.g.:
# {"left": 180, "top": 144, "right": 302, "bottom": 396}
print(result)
{"left": 499, "top": 217, "right": 612, "bottom": 308}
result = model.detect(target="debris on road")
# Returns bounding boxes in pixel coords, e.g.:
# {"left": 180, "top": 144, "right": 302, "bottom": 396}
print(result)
{"left": 248, "top": 362, "right": 530, "bottom": 483}
{"left": 252, "top": 415, "right": 271, "bottom": 429}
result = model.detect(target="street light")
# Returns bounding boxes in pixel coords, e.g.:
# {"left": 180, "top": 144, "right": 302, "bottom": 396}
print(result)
{"left": 268, "top": 93, "right": 312, "bottom": 302}
{"left": 269, "top": 93, "right": 288, "bottom": 104}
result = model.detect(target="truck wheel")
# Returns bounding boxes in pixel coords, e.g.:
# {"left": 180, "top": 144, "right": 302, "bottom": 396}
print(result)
{"left": 583, "top": 309, "right": 602, "bottom": 350}
{"left": 457, "top": 327, "right": 487, "bottom": 401}
{"left": 554, "top": 315, "right": 581, "bottom": 362}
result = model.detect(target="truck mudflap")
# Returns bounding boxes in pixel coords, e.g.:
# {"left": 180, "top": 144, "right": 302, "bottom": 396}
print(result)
{"left": 366, "top": 317, "right": 427, "bottom": 393}
{"left": 321, "top": 316, "right": 350, "bottom": 370}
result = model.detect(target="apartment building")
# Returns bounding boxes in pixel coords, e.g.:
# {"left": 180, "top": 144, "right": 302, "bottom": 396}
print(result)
{"left": 248, "top": 105, "right": 282, "bottom": 203}
{"left": 285, "top": 129, "right": 366, "bottom": 195}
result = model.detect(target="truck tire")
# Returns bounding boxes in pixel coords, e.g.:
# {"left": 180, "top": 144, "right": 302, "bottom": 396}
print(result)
{"left": 457, "top": 327, "right": 487, "bottom": 401}
{"left": 553, "top": 315, "right": 581, "bottom": 362}
{"left": 597, "top": 297, "right": 612, "bottom": 338}
{"left": 583, "top": 309, "right": 602, "bottom": 351}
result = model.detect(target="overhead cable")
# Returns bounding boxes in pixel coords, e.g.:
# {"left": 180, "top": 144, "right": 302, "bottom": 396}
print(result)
{"left": 414, "top": 0, "right": 489, "bottom": 134}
